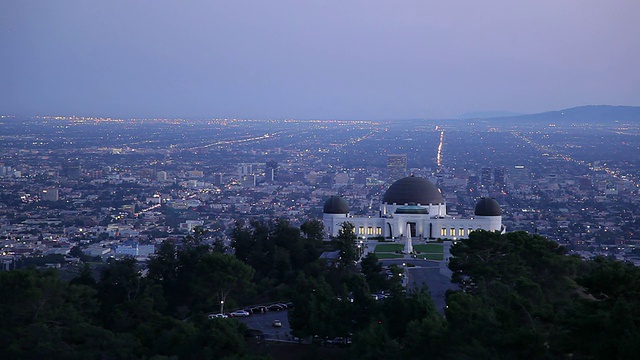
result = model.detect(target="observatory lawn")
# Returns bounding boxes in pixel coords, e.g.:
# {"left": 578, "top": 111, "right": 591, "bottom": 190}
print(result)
{"left": 413, "top": 244, "right": 444, "bottom": 254}
{"left": 374, "top": 244, "right": 404, "bottom": 253}
{"left": 415, "top": 253, "right": 445, "bottom": 260}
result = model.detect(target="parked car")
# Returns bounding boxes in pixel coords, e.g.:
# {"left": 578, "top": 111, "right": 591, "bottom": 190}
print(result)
{"left": 326, "top": 336, "right": 352, "bottom": 346}
{"left": 267, "top": 304, "right": 284, "bottom": 311}
{"left": 250, "top": 306, "right": 268, "bottom": 314}
{"left": 208, "top": 313, "right": 228, "bottom": 319}
{"left": 272, "top": 319, "right": 282, "bottom": 327}
{"left": 285, "top": 302, "right": 294, "bottom": 309}
{"left": 229, "top": 310, "right": 250, "bottom": 317}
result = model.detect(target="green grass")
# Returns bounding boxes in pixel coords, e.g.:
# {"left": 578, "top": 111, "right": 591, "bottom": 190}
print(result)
{"left": 374, "top": 244, "right": 404, "bottom": 253}
{"left": 413, "top": 244, "right": 444, "bottom": 254}
{"left": 416, "top": 253, "right": 444, "bottom": 261}
{"left": 374, "top": 253, "right": 405, "bottom": 259}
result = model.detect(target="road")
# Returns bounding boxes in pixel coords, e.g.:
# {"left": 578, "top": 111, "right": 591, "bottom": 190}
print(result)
{"left": 381, "top": 258, "right": 459, "bottom": 313}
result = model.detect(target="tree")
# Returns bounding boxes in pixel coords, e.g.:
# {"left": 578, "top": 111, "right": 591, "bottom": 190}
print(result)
{"left": 70, "top": 263, "right": 97, "bottom": 287}
{"left": 97, "top": 258, "right": 143, "bottom": 326}
{"left": 360, "top": 253, "right": 387, "bottom": 293}
{"left": 350, "top": 321, "right": 402, "bottom": 360}
{"left": 230, "top": 218, "right": 324, "bottom": 287}
{"left": 288, "top": 270, "right": 360, "bottom": 340}
{"left": 444, "top": 230, "right": 582, "bottom": 358}
{"left": 301, "top": 219, "right": 325, "bottom": 243}
{"left": 69, "top": 245, "right": 85, "bottom": 259}
{"left": 194, "top": 252, "right": 255, "bottom": 313}
{"left": 333, "top": 222, "right": 357, "bottom": 268}
{"left": 556, "top": 257, "right": 640, "bottom": 359}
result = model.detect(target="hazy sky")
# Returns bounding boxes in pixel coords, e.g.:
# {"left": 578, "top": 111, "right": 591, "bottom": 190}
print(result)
{"left": 1, "top": 1, "right": 639, "bottom": 119}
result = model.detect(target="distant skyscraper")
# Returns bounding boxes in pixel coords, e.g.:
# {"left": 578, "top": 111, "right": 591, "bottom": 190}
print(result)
{"left": 494, "top": 167, "right": 506, "bottom": 189}
{"left": 509, "top": 165, "right": 531, "bottom": 189}
{"left": 481, "top": 167, "right": 492, "bottom": 186}
{"left": 265, "top": 161, "right": 278, "bottom": 182}
{"left": 213, "top": 173, "right": 223, "bottom": 186}
{"left": 63, "top": 161, "right": 82, "bottom": 179}
{"left": 387, "top": 154, "right": 407, "bottom": 182}
{"left": 238, "top": 163, "right": 253, "bottom": 176}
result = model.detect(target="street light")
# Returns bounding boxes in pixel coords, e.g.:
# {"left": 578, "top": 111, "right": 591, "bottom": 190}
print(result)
{"left": 220, "top": 300, "right": 224, "bottom": 315}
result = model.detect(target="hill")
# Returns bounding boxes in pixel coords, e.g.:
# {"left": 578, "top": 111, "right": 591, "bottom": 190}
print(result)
{"left": 483, "top": 105, "right": 640, "bottom": 124}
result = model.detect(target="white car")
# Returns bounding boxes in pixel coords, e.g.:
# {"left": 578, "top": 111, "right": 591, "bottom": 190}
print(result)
{"left": 208, "top": 313, "right": 228, "bottom": 319}
{"left": 230, "top": 310, "right": 251, "bottom": 317}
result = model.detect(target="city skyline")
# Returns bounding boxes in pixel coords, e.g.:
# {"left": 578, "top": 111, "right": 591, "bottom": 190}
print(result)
{"left": 2, "top": 1, "right": 639, "bottom": 120}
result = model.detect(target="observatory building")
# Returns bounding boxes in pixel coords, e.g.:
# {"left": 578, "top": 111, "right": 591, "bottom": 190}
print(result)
{"left": 323, "top": 175, "right": 503, "bottom": 240}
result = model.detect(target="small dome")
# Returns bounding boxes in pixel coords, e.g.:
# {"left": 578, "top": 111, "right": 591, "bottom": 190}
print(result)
{"left": 383, "top": 175, "right": 444, "bottom": 205}
{"left": 475, "top": 198, "right": 502, "bottom": 216}
{"left": 323, "top": 196, "right": 349, "bottom": 214}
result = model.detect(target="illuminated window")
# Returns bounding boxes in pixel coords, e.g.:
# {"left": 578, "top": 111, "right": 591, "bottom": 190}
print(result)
{"left": 367, "top": 227, "right": 373, "bottom": 235}
{"left": 376, "top": 227, "right": 382, "bottom": 235}
{"left": 459, "top": 228, "right": 464, "bottom": 237}
{"left": 359, "top": 226, "right": 364, "bottom": 234}
{"left": 450, "top": 228, "right": 455, "bottom": 236}
{"left": 468, "top": 228, "right": 473, "bottom": 235}
{"left": 441, "top": 228, "right": 446, "bottom": 236}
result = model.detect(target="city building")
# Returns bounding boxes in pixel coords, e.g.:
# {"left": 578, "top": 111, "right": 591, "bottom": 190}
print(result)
{"left": 387, "top": 154, "right": 407, "bottom": 182}
{"left": 265, "top": 161, "right": 278, "bottom": 182}
{"left": 494, "top": 167, "right": 506, "bottom": 189}
{"left": 323, "top": 175, "right": 503, "bottom": 240}
{"left": 238, "top": 163, "right": 253, "bottom": 176}
{"left": 156, "top": 171, "right": 168, "bottom": 182}
{"left": 481, "top": 167, "right": 492, "bottom": 186}
{"left": 213, "top": 173, "right": 224, "bottom": 186}
{"left": 41, "top": 188, "right": 59, "bottom": 201}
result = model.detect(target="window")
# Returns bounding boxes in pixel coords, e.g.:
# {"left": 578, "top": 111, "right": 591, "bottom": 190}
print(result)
{"left": 468, "top": 228, "right": 473, "bottom": 235}
{"left": 441, "top": 228, "right": 446, "bottom": 236}
{"left": 359, "top": 226, "right": 364, "bottom": 234}
{"left": 450, "top": 228, "right": 455, "bottom": 236}
{"left": 376, "top": 227, "right": 382, "bottom": 235}
{"left": 458, "top": 228, "right": 464, "bottom": 237}
{"left": 367, "top": 227, "right": 373, "bottom": 235}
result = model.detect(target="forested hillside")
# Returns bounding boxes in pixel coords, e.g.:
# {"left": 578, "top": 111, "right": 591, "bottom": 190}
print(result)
{"left": 1, "top": 224, "right": 639, "bottom": 359}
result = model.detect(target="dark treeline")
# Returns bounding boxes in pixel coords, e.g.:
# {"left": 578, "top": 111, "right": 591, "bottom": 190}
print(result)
{"left": 2, "top": 222, "right": 640, "bottom": 359}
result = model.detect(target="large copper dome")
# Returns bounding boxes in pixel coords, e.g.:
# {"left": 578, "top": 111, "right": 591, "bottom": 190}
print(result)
{"left": 382, "top": 176, "right": 444, "bottom": 205}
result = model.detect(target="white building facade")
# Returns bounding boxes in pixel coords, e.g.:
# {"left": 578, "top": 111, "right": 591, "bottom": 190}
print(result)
{"left": 323, "top": 176, "right": 503, "bottom": 240}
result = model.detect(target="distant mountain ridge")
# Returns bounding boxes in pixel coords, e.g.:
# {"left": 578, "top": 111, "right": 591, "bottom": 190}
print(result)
{"left": 481, "top": 105, "right": 640, "bottom": 124}
{"left": 457, "top": 110, "right": 525, "bottom": 119}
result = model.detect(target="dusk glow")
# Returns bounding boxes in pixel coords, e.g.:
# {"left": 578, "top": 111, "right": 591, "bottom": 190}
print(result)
{"left": 2, "top": 1, "right": 639, "bottom": 119}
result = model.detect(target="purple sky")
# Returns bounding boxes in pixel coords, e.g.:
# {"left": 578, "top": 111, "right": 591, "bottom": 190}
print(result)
{"left": 1, "top": 1, "right": 639, "bottom": 119}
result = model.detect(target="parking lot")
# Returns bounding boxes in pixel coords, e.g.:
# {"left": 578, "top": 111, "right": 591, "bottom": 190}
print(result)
{"left": 234, "top": 309, "right": 292, "bottom": 338}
